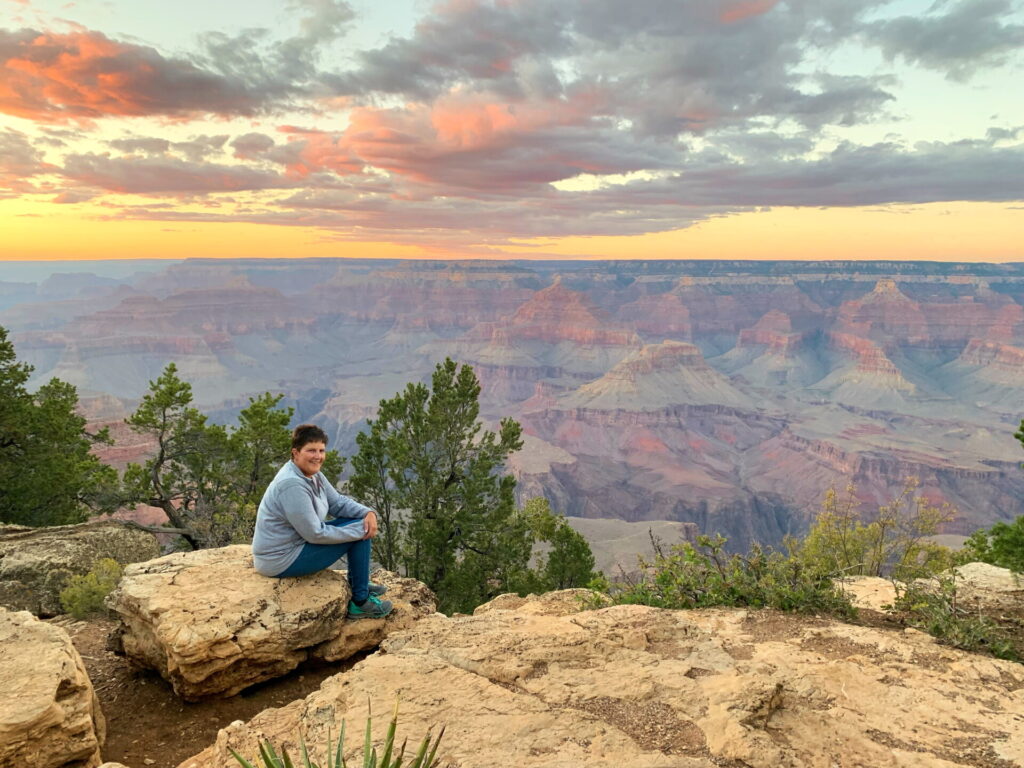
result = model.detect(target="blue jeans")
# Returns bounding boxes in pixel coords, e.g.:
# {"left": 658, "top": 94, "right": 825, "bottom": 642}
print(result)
{"left": 275, "top": 518, "right": 370, "bottom": 603}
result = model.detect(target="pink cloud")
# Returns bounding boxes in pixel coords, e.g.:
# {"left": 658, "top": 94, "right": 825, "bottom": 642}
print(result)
{"left": 52, "top": 188, "right": 98, "bottom": 203}
{"left": 277, "top": 126, "right": 364, "bottom": 178}
{"left": 329, "top": 90, "right": 625, "bottom": 191}
{"left": 0, "top": 27, "right": 259, "bottom": 122}
{"left": 719, "top": 0, "right": 778, "bottom": 25}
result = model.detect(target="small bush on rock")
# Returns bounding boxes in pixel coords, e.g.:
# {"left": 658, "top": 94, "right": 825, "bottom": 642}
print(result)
{"left": 892, "top": 573, "right": 1021, "bottom": 662}
{"left": 596, "top": 534, "right": 856, "bottom": 619}
{"left": 59, "top": 557, "right": 122, "bottom": 618}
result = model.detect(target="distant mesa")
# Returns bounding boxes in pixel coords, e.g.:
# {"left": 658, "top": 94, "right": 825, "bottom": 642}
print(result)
{"left": 957, "top": 338, "right": 1024, "bottom": 369}
{"left": 936, "top": 338, "right": 1024, "bottom": 412}
{"left": 37, "top": 271, "right": 120, "bottom": 299}
{"left": 616, "top": 293, "right": 692, "bottom": 339}
{"left": 828, "top": 332, "right": 909, "bottom": 381}
{"left": 749, "top": 309, "right": 793, "bottom": 334}
{"left": 423, "top": 278, "right": 643, "bottom": 402}
{"left": 804, "top": 332, "right": 934, "bottom": 411}
{"left": 737, "top": 310, "right": 809, "bottom": 352}
{"left": 836, "top": 278, "right": 929, "bottom": 343}
{"left": 560, "top": 340, "right": 754, "bottom": 411}
{"left": 497, "top": 278, "right": 641, "bottom": 347}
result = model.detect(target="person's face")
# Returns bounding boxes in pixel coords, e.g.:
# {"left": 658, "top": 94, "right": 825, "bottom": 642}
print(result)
{"left": 292, "top": 441, "right": 327, "bottom": 477}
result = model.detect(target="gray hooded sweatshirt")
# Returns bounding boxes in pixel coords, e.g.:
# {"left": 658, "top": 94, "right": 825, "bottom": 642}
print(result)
{"left": 251, "top": 460, "right": 372, "bottom": 576}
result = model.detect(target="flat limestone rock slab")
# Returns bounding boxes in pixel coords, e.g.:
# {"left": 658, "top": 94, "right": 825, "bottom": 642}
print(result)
{"left": 106, "top": 545, "right": 435, "bottom": 701}
{"left": 954, "top": 562, "right": 1022, "bottom": 612}
{"left": 0, "top": 521, "right": 160, "bottom": 616}
{"left": 840, "top": 576, "right": 896, "bottom": 611}
{"left": 181, "top": 592, "right": 1024, "bottom": 768}
{"left": 0, "top": 607, "right": 106, "bottom": 768}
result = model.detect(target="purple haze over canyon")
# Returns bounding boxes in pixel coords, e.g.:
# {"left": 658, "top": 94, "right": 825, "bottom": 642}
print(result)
{"left": 3, "top": 258, "right": 1023, "bottom": 550}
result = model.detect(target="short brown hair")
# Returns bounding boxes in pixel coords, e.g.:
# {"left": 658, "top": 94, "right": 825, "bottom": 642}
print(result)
{"left": 291, "top": 424, "right": 329, "bottom": 451}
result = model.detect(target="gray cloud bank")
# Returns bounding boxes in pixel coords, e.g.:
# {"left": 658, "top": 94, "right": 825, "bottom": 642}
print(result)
{"left": 1, "top": 0, "right": 1022, "bottom": 244}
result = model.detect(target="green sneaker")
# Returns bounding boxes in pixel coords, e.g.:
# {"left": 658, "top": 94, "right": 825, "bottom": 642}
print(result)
{"left": 368, "top": 582, "right": 388, "bottom": 597}
{"left": 347, "top": 595, "right": 393, "bottom": 620}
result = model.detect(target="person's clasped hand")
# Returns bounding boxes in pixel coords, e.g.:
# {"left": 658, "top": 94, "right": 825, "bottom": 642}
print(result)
{"left": 363, "top": 510, "right": 379, "bottom": 539}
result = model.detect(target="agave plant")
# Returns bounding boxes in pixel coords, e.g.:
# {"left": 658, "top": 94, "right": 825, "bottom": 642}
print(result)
{"left": 229, "top": 699, "right": 445, "bottom": 768}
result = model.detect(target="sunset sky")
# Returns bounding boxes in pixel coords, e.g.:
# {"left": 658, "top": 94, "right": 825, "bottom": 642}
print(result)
{"left": 1, "top": 0, "right": 1023, "bottom": 262}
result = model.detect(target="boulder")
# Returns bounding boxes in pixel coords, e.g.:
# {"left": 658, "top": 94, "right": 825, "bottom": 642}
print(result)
{"left": 843, "top": 562, "right": 1023, "bottom": 615}
{"left": 0, "top": 607, "right": 106, "bottom": 768}
{"left": 182, "top": 592, "right": 1024, "bottom": 768}
{"left": 954, "top": 562, "right": 1022, "bottom": 613}
{"left": 106, "top": 545, "right": 435, "bottom": 701}
{"left": 839, "top": 575, "right": 896, "bottom": 611}
{"left": 0, "top": 521, "right": 160, "bottom": 616}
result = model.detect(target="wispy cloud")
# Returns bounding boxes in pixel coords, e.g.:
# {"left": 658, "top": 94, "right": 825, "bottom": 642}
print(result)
{"left": 862, "top": 0, "right": 1024, "bottom": 81}
{"left": 0, "top": 127, "right": 51, "bottom": 191}
{"left": 60, "top": 152, "right": 287, "bottom": 194}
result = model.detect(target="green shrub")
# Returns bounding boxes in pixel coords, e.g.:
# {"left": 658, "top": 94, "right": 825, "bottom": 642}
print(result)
{"left": 59, "top": 558, "right": 122, "bottom": 619}
{"left": 960, "top": 516, "right": 1024, "bottom": 573}
{"left": 799, "top": 480, "right": 955, "bottom": 581}
{"left": 598, "top": 534, "right": 856, "bottom": 620}
{"left": 229, "top": 701, "right": 444, "bottom": 768}
{"left": 891, "top": 573, "right": 1021, "bottom": 662}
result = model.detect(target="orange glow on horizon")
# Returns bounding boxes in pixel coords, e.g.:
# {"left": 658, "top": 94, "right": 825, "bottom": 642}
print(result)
{"left": 506, "top": 203, "right": 1024, "bottom": 263}
{"left": 1, "top": 199, "right": 1021, "bottom": 263}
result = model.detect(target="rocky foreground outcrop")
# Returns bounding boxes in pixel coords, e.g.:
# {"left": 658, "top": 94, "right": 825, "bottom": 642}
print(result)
{"left": 843, "top": 562, "right": 1023, "bottom": 614}
{"left": 106, "top": 545, "right": 436, "bottom": 701}
{"left": 0, "top": 521, "right": 160, "bottom": 616}
{"left": 183, "top": 590, "right": 1024, "bottom": 768}
{"left": 0, "top": 607, "right": 105, "bottom": 768}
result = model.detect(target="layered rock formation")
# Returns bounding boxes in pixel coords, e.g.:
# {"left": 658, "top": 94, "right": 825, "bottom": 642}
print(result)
{"left": 1, "top": 608, "right": 105, "bottom": 768}
{"left": 938, "top": 339, "right": 1024, "bottom": 412}
{"left": 560, "top": 341, "right": 753, "bottom": 411}
{"left": 6, "top": 258, "right": 1024, "bottom": 551}
{"left": 106, "top": 546, "right": 436, "bottom": 700}
{"left": 181, "top": 591, "right": 1024, "bottom": 768}
{"left": 427, "top": 279, "right": 643, "bottom": 404}
{"left": 0, "top": 521, "right": 160, "bottom": 616}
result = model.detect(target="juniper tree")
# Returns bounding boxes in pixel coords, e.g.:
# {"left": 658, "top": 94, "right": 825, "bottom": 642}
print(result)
{"left": 346, "top": 358, "right": 528, "bottom": 613}
{"left": 521, "top": 497, "right": 597, "bottom": 591}
{"left": 0, "top": 325, "right": 118, "bottom": 526}
{"left": 123, "top": 363, "right": 342, "bottom": 548}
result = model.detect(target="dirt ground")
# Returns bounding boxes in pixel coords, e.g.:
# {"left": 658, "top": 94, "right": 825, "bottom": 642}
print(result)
{"left": 51, "top": 616, "right": 358, "bottom": 768}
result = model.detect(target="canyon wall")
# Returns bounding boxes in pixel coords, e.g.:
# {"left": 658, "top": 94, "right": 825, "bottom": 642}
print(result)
{"left": 5, "top": 259, "right": 1024, "bottom": 548}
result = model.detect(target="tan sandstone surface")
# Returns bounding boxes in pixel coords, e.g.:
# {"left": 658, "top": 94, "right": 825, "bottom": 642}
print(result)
{"left": 954, "top": 562, "right": 1023, "bottom": 612}
{"left": 1, "top": 607, "right": 106, "bottom": 768}
{"left": 106, "top": 545, "right": 436, "bottom": 701}
{"left": 180, "top": 590, "right": 1024, "bottom": 768}
{"left": 842, "top": 563, "right": 1023, "bottom": 614}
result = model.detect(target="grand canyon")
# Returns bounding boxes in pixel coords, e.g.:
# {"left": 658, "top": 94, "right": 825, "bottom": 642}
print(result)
{"left": 3, "top": 258, "right": 1023, "bottom": 551}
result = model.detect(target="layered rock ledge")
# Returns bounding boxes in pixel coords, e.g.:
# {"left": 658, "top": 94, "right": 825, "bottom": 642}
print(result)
{"left": 106, "top": 545, "right": 435, "bottom": 701}
{"left": 0, "top": 521, "right": 160, "bottom": 616}
{"left": 1, "top": 607, "right": 106, "bottom": 768}
{"left": 184, "top": 590, "right": 1024, "bottom": 768}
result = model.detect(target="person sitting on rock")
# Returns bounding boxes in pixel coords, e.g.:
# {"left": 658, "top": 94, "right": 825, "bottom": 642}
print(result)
{"left": 252, "top": 423, "right": 393, "bottom": 619}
